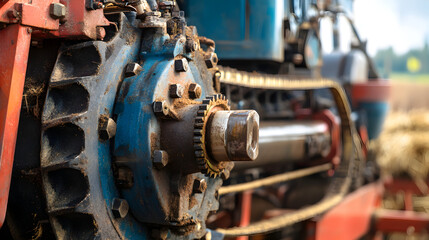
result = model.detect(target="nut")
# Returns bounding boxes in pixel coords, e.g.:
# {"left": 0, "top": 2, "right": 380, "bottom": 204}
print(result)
{"left": 49, "top": 3, "right": 66, "bottom": 19}
{"left": 193, "top": 178, "right": 207, "bottom": 193}
{"left": 169, "top": 84, "right": 184, "bottom": 98}
{"left": 111, "top": 198, "right": 129, "bottom": 218}
{"left": 174, "top": 58, "right": 188, "bottom": 72}
{"left": 152, "top": 101, "right": 169, "bottom": 117}
{"left": 116, "top": 167, "right": 134, "bottom": 188}
{"left": 213, "top": 71, "right": 221, "bottom": 92}
{"left": 188, "top": 83, "right": 202, "bottom": 99}
{"left": 185, "top": 39, "right": 198, "bottom": 52}
{"left": 99, "top": 116, "right": 117, "bottom": 141}
{"left": 125, "top": 63, "right": 143, "bottom": 77}
{"left": 205, "top": 52, "right": 218, "bottom": 68}
{"left": 153, "top": 150, "right": 169, "bottom": 169}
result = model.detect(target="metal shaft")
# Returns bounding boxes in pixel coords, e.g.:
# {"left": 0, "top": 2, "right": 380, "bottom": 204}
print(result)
{"left": 234, "top": 120, "right": 331, "bottom": 170}
{"left": 207, "top": 110, "right": 259, "bottom": 162}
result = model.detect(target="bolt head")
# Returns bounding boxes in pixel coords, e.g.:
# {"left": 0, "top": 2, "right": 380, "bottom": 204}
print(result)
{"left": 99, "top": 116, "right": 117, "bottom": 141}
{"left": 169, "top": 84, "right": 184, "bottom": 98}
{"left": 188, "top": 83, "right": 202, "bottom": 99}
{"left": 153, "top": 150, "right": 169, "bottom": 169}
{"left": 125, "top": 63, "right": 142, "bottom": 78}
{"left": 193, "top": 178, "right": 207, "bottom": 193}
{"left": 111, "top": 198, "right": 129, "bottom": 218}
{"left": 153, "top": 101, "right": 169, "bottom": 117}
{"left": 205, "top": 52, "right": 218, "bottom": 69}
{"left": 49, "top": 3, "right": 66, "bottom": 19}
{"left": 185, "top": 39, "right": 197, "bottom": 52}
{"left": 116, "top": 167, "right": 134, "bottom": 189}
{"left": 174, "top": 58, "right": 189, "bottom": 72}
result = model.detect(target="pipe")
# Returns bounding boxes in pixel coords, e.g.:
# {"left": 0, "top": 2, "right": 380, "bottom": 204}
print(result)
{"left": 234, "top": 120, "right": 331, "bottom": 170}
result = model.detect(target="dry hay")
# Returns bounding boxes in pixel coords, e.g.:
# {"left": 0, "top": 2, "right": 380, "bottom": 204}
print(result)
{"left": 372, "top": 110, "right": 429, "bottom": 193}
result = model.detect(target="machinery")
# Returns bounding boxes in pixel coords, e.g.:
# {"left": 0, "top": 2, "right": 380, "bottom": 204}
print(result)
{"left": 0, "top": 0, "right": 390, "bottom": 239}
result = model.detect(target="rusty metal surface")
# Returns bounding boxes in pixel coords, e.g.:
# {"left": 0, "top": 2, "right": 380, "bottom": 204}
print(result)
{"left": 374, "top": 209, "right": 429, "bottom": 234}
{"left": 0, "top": 0, "right": 59, "bottom": 30}
{"left": 0, "top": 23, "right": 31, "bottom": 227}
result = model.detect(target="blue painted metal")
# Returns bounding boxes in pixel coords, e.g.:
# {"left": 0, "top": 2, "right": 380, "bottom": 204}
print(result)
{"left": 184, "top": 0, "right": 285, "bottom": 61}
{"left": 94, "top": 13, "right": 150, "bottom": 239}
{"left": 112, "top": 25, "right": 221, "bottom": 239}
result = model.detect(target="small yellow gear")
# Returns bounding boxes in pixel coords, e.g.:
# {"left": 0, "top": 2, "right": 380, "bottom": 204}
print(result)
{"left": 193, "top": 94, "right": 232, "bottom": 178}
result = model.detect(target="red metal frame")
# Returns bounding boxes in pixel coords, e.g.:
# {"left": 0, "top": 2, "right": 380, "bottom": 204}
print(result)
{"left": 0, "top": 0, "right": 110, "bottom": 227}
{"left": 375, "top": 210, "right": 429, "bottom": 234}
{"left": 0, "top": 23, "right": 31, "bottom": 227}
{"left": 306, "top": 183, "right": 383, "bottom": 240}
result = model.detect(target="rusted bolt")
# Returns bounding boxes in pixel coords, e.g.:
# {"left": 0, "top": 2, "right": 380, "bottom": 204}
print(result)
{"left": 174, "top": 58, "right": 188, "bottom": 72}
{"left": 169, "top": 84, "right": 184, "bottom": 98}
{"left": 213, "top": 71, "right": 221, "bottom": 92}
{"left": 99, "top": 116, "right": 117, "bottom": 141}
{"left": 193, "top": 178, "right": 207, "bottom": 193}
{"left": 153, "top": 150, "right": 169, "bottom": 169}
{"left": 188, "top": 83, "right": 202, "bottom": 99}
{"left": 185, "top": 39, "right": 198, "bottom": 52}
{"left": 116, "top": 167, "right": 134, "bottom": 189}
{"left": 49, "top": 3, "right": 66, "bottom": 19}
{"left": 92, "top": 1, "right": 104, "bottom": 9}
{"left": 111, "top": 198, "right": 129, "bottom": 218}
{"left": 151, "top": 228, "right": 168, "bottom": 240}
{"left": 205, "top": 52, "right": 218, "bottom": 69}
{"left": 125, "top": 63, "right": 143, "bottom": 78}
{"left": 152, "top": 101, "right": 169, "bottom": 117}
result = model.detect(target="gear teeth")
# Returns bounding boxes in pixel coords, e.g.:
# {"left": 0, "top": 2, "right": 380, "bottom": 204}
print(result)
{"left": 193, "top": 94, "right": 230, "bottom": 178}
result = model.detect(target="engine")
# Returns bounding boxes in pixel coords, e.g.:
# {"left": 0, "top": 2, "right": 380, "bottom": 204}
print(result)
{"left": 0, "top": 0, "right": 390, "bottom": 239}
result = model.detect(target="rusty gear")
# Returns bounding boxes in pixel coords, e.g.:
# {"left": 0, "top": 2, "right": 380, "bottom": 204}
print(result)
{"left": 193, "top": 94, "right": 232, "bottom": 178}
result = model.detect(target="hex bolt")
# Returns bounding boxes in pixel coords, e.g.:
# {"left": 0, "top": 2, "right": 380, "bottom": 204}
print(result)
{"left": 99, "top": 116, "right": 117, "bottom": 141}
{"left": 125, "top": 63, "right": 143, "bottom": 78}
{"left": 169, "top": 84, "right": 184, "bottom": 98}
{"left": 153, "top": 150, "right": 169, "bottom": 169}
{"left": 111, "top": 198, "right": 129, "bottom": 218}
{"left": 193, "top": 178, "right": 207, "bottom": 193}
{"left": 188, "top": 83, "right": 202, "bottom": 99}
{"left": 49, "top": 3, "right": 66, "bottom": 19}
{"left": 174, "top": 58, "right": 189, "bottom": 72}
{"left": 185, "top": 39, "right": 198, "bottom": 52}
{"left": 205, "top": 52, "right": 218, "bottom": 69}
{"left": 116, "top": 167, "right": 134, "bottom": 189}
{"left": 153, "top": 101, "right": 169, "bottom": 117}
{"left": 213, "top": 71, "right": 221, "bottom": 93}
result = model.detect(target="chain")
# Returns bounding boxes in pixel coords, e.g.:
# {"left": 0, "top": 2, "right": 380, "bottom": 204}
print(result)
{"left": 215, "top": 66, "right": 363, "bottom": 236}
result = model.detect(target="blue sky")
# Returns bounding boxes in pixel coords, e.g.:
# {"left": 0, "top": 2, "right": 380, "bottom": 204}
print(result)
{"left": 353, "top": 0, "right": 429, "bottom": 56}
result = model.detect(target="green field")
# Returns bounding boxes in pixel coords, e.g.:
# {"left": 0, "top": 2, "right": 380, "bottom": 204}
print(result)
{"left": 389, "top": 72, "right": 429, "bottom": 83}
